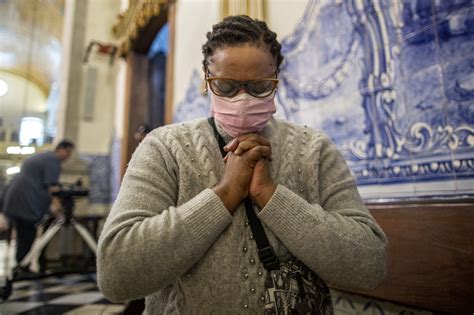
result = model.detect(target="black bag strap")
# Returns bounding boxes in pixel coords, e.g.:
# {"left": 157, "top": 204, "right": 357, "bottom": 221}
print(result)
{"left": 208, "top": 117, "right": 279, "bottom": 271}
{"left": 207, "top": 117, "right": 227, "bottom": 157}
{"left": 243, "top": 199, "right": 280, "bottom": 271}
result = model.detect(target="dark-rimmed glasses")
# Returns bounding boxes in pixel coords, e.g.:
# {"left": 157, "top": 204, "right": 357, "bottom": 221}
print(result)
{"left": 206, "top": 72, "right": 279, "bottom": 98}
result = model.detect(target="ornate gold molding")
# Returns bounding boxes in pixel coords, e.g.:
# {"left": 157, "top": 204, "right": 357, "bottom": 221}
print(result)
{"left": 221, "top": 0, "right": 266, "bottom": 20}
{"left": 112, "top": 0, "right": 168, "bottom": 56}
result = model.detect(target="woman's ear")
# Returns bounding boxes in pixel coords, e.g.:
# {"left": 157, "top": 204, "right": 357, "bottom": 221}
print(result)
{"left": 202, "top": 67, "right": 208, "bottom": 96}
{"left": 202, "top": 66, "right": 209, "bottom": 77}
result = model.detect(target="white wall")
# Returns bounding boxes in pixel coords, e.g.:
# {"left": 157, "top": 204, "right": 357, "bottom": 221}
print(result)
{"left": 172, "top": 0, "right": 308, "bottom": 113}
{"left": 266, "top": 0, "right": 307, "bottom": 39}
{"left": 173, "top": 0, "right": 221, "bottom": 110}
{"left": 77, "top": 0, "right": 122, "bottom": 155}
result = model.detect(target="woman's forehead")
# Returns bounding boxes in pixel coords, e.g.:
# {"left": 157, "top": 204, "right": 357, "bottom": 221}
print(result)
{"left": 208, "top": 45, "right": 275, "bottom": 79}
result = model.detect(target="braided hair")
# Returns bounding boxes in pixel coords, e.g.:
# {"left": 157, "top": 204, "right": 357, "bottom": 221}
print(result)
{"left": 202, "top": 15, "right": 284, "bottom": 71}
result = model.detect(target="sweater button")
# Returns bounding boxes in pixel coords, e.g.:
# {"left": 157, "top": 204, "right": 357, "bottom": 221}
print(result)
{"left": 257, "top": 271, "right": 263, "bottom": 277}
{"left": 243, "top": 272, "right": 249, "bottom": 279}
{"left": 243, "top": 304, "right": 249, "bottom": 309}
{"left": 249, "top": 258, "right": 255, "bottom": 264}
{"left": 249, "top": 235, "right": 254, "bottom": 240}
{"left": 242, "top": 246, "right": 248, "bottom": 253}
{"left": 250, "top": 288, "right": 256, "bottom": 293}
{"left": 260, "top": 295, "right": 265, "bottom": 302}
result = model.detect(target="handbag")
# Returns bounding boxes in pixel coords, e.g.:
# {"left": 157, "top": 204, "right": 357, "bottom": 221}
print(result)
{"left": 208, "top": 118, "right": 333, "bottom": 315}
{"left": 244, "top": 196, "right": 333, "bottom": 315}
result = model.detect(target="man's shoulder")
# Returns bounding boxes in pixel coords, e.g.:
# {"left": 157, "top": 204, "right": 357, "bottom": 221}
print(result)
{"left": 32, "top": 151, "right": 57, "bottom": 162}
{"left": 23, "top": 152, "right": 59, "bottom": 169}
{"left": 23, "top": 151, "right": 44, "bottom": 162}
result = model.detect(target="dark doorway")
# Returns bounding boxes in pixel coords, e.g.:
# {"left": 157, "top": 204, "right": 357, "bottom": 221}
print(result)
{"left": 148, "top": 23, "right": 168, "bottom": 128}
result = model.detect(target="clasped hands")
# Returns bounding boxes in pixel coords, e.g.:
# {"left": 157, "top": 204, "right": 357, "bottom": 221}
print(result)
{"left": 213, "top": 133, "right": 277, "bottom": 214}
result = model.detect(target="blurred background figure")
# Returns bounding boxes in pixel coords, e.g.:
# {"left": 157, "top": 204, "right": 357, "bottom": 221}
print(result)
{"left": 2, "top": 140, "right": 74, "bottom": 268}
{"left": 134, "top": 123, "right": 152, "bottom": 143}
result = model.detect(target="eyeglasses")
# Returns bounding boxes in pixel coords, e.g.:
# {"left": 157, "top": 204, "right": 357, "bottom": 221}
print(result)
{"left": 205, "top": 72, "right": 279, "bottom": 98}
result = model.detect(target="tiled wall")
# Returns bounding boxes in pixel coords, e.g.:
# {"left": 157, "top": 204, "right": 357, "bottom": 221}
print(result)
{"left": 82, "top": 138, "right": 122, "bottom": 208}
{"left": 78, "top": 155, "right": 112, "bottom": 214}
{"left": 80, "top": 155, "right": 111, "bottom": 205}
{"left": 174, "top": 0, "right": 474, "bottom": 200}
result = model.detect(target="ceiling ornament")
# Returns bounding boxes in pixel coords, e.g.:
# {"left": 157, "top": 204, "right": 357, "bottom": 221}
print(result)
{"left": 111, "top": 0, "right": 168, "bottom": 57}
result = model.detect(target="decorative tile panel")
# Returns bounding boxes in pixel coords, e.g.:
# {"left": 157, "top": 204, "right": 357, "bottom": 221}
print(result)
{"left": 173, "top": 0, "right": 474, "bottom": 199}
{"left": 81, "top": 155, "right": 111, "bottom": 204}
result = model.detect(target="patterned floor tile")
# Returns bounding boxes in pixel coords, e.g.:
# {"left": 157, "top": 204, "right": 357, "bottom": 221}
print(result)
{"left": 0, "top": 273, "right": 125, "bottom": 314}
{"left": 0, "top": 302, "right": 44, "bottom": 314}
{"left": 18, "top": 304, "right": 79, "bottom": 315}
{"left": 48, "top": 291, "right": 105, "bottom": 305}
{"left": 12, "top": 292, "right": 66, "bottom": 303}
{"left": 64, "top": 304, "right": 124, "bottom": 315}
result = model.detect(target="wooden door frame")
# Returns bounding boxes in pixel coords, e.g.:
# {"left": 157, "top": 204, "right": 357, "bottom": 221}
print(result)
{"left": 120, "top": 3, "right": 173, "bottom": 178}
{"left": 164, "top": 0, "right": 175, "bottom": 125}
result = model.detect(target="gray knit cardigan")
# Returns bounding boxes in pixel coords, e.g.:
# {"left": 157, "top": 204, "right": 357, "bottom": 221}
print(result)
{"left": 97, "top": 117, "right": 387, "bottom": 314}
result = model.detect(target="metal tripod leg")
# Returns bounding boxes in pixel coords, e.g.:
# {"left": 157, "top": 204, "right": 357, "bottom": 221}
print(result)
{"left": 18, "top": 218, "right": 64, "bottom": 272}
{"left": 72, "top": 220, "right": 97, "bottom": 254}
{"left": 16, "top": 218, "right": 98, "bottom": 274}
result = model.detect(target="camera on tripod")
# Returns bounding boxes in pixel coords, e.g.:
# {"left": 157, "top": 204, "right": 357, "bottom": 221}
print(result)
{"left": 52, "top": 184, "right": 89, "bottom": 199}
{"left": 51, "top": 179, "right": 89, "bottom": 223}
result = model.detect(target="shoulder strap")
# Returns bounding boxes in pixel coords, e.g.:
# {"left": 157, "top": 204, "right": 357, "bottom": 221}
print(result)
{"left": 207, "top": 117, "right": 279, "bottom": 271}
{"left": 243, "top": 199, "right": 280, "bottom": 271}
{"left": 207, "top": 117, "right": 226, "bottom": 157}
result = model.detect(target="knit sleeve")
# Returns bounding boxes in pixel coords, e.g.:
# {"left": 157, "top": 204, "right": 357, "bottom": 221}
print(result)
{"left": 97, "top": 129, "right": 232, "bottom": 302}
{"left": 258, "top": 134, "right": 387, "bottom": 291}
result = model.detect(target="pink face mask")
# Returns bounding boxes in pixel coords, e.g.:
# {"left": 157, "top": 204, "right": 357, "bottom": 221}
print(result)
{"left": 210, "top": 92, "right": 276, "bottom": 138}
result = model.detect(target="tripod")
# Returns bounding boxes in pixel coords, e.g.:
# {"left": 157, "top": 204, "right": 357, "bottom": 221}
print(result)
{"left": 15, "top": 190, "right": 97, "bottom": 275}
{"left": 1, "top": 186, "right": 97, "bottom": 302}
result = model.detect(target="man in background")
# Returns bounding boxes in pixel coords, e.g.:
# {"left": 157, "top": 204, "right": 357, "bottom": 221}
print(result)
{"left": 134, "top": 123, "right": 152, "bottom": 143}
{"left": 2, "top": 140, "right": 75, "bottom": 267}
